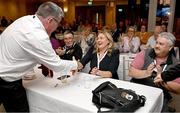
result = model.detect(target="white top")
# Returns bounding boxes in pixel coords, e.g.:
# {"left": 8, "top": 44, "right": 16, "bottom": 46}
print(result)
{"left": 0, "top": 15, "right": 77, "bottom": 81}
{"left": 146, "top": 35, "right": 156, "bottom": 48}
{"left": 119, "top": 36, "right": 140, "bottom": 53}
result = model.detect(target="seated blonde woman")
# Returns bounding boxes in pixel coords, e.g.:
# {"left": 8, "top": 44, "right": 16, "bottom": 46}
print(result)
{"left": 118, "top": 26, "right": 140, "bottom": 53}
{"left": 79, "top": 30, "right": 120, "bottom": 79}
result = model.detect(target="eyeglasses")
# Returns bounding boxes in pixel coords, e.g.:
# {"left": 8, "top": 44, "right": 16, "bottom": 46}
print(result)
{"left": 52, "top": 17, "right": 59, "bottom": 24}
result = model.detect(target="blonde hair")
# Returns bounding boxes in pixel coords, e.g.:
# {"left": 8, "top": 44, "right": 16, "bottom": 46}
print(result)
{"left": 94, "top": 30, "right": 114, "bottom": 56}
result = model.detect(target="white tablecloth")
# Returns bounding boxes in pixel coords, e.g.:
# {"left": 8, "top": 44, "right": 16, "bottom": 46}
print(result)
{"left": 23, "top": 66, "right": 163, "bottom": 113}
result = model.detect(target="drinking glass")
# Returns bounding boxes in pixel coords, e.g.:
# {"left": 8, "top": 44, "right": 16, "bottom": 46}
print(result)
{"left": 84, "top": 76, "right": 92, "bottom": 89}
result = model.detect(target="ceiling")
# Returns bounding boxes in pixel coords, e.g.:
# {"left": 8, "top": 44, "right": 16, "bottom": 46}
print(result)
{"left": 62, "top": 0, "right": 116, "bottom": 1}
{"left": 59, "top": 0, "right": 127, "bottom": 2}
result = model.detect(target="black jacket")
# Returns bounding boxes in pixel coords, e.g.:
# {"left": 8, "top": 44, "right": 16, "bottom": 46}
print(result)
{"left": 112, "top": 29, "right": 120, "bottom": 42}
{"left": 60, "top": 43, "right": 83, "bottom": 60}
{"left": 161, "top": 63, "right": 180, "bottom": 82}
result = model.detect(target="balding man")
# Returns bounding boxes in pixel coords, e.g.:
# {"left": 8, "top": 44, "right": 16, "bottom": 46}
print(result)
{"left": 0, "top": 2, "right": 81, "bottom": 112}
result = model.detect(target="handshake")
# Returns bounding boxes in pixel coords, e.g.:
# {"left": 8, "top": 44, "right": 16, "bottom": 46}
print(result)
{"left": 71, "top": 56, "right": 83, "bottom": 75}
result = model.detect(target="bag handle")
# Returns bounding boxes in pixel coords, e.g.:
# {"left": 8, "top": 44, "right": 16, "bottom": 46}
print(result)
{"left": 139, "top": 95, "right": 146, "bottom": 106}
{"left": 93, "top": 81, "right": 117, "bottom": 94}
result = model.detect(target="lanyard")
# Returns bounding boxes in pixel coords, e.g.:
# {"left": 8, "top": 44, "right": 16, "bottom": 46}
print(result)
{"left": 162, "top": 64, "right": 167, "bottom": 72}
{"left": 153, "top": 59, "right": 167, "bottom": 72}
{"left": 97, "top": 51, "right": 107, "bottom": 69}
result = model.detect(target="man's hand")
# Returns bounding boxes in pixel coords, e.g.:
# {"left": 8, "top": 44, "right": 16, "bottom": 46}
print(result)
{"left": 154, "top": 73, "right": 163, "bottom": 86}
{"left": 156, "top": 65, "right": 162, "bottom": 74}
{"left": 145, "top": 62, "right": 155, "bottom": 77}
{"left": 71, "top": 70, "right": 77, "bottom": 76}
{"left": 72, "top": 57, "right": 83, "bottom": 70}
{"left": 56, "top": 47, "right": 65, "bottom": 56}
{"left": 76, "top": 60, "right": 83, "bottom": 70}
{"left": 71, "top": 57, "right": 83, "bottom": 75}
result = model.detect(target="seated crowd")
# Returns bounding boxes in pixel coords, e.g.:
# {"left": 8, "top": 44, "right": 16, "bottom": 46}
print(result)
{"left": 1, "top": 16, "right": 179, "bottom": 112}
{"left": 46, "top": 21, "right": 179, "bottom": 112}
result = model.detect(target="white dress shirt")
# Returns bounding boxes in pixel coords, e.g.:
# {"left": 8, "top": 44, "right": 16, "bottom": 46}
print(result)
{"left": 0, "top": 15, "right": 77, "bottom": 81}
{"left": 119, "top": 36, "right": 140, "bottom": 53}
{"left": 146, "top": 35, "right": 156, "bottom": 48}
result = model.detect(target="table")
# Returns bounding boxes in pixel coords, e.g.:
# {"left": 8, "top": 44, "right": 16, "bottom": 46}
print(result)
{"left": 23, "top": 66, "right": 163, "bottom": 113}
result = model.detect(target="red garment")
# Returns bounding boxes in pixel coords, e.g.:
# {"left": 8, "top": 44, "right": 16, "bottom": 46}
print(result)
{"left": 130, "top": 50, "right": 145, "bottom": 69}
{"left": 38, "top": 65, "right": 53, "bottom": 77}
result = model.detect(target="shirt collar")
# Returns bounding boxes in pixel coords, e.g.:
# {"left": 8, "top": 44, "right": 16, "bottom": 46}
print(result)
{"left": 33, "top": 15, "right": 47, "bottom": 34}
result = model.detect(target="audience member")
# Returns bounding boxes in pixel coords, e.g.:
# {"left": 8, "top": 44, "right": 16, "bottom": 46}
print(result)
{"left": 56, "top": 30, "right": 83, "bottom": 60}
{"left": 70, "top": 20, "right": 78, "bottom": 31}
{"left": 79, "top": 27, "right": 95, "bottom": 56}
{"left": 0, "top": 2, "right": 82, "bottom": 112}
{"left": 146, "top": 25, "right": 163, "bottom": 48}
{"left": 77, "top": 21, "right": 85, "bottom": 32}
{"left": 119, "top": 26, "right": 140, "bottom": 53}
{"left": 161, "top": 23, "right": 168, "bottom": 32}
{"left": 92, "top": 23, "right": 98, "bottom": 34}
{"left": 111, "top": 23, "right": 120, "bottom": 42}
{"left": 136, "top": 25, "right": 152, "bottom": 45}
{"left": 50, "top": 31, "right": 63, "bottom": 49}
{"left": 118, "top": 20, "right": 126, "bottom": 37}
{"left": 61, "top": 22, "right": 71, "bottom": 33}
{"left": 80, "top": 30, "right": 120, "bottom": 79}
{"left": 129, "top": 32, "right": 179, "bottom": 112}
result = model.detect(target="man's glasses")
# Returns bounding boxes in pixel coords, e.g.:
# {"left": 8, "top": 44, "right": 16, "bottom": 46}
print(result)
{"left": 52, "top": 17, "right": 59, "bottom": 24}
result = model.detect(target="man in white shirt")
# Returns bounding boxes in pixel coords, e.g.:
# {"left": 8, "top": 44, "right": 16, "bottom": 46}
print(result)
{"left": 140, "top": 25, "right": 163, "bottom": 50}
{"left": 0, "top": 2, "right": 81, "bottom": 112}
{"left": 146, "top": 25, "right": 163, "bottom": 48}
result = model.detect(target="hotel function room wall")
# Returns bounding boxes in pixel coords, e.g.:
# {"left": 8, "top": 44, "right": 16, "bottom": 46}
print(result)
{"left": 0, "top": 0, "right": 26, "bottom": 21}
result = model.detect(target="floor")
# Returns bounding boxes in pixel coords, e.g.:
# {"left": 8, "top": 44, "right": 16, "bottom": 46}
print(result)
{"left": 169, "top": 93, "right": 180, "bottom": 112}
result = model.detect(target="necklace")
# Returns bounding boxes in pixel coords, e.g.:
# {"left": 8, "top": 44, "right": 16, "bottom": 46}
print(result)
{"left": 97, "top": 51, "right": 108, "bottom": 69}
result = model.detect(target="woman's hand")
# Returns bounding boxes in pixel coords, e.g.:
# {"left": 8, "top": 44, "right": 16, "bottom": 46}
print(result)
{"left": 90, "top": 67, "right": 99, "bottom": 75}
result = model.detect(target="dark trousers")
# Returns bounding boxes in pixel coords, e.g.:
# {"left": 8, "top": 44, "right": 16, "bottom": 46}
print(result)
{"left": 0, "top": 77, "right": 29, "bottom": 112}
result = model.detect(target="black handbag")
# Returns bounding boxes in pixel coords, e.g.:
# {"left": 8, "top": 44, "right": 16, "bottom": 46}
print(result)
{"left": 92, "top": 81, "right": 146, "bottom": 113}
